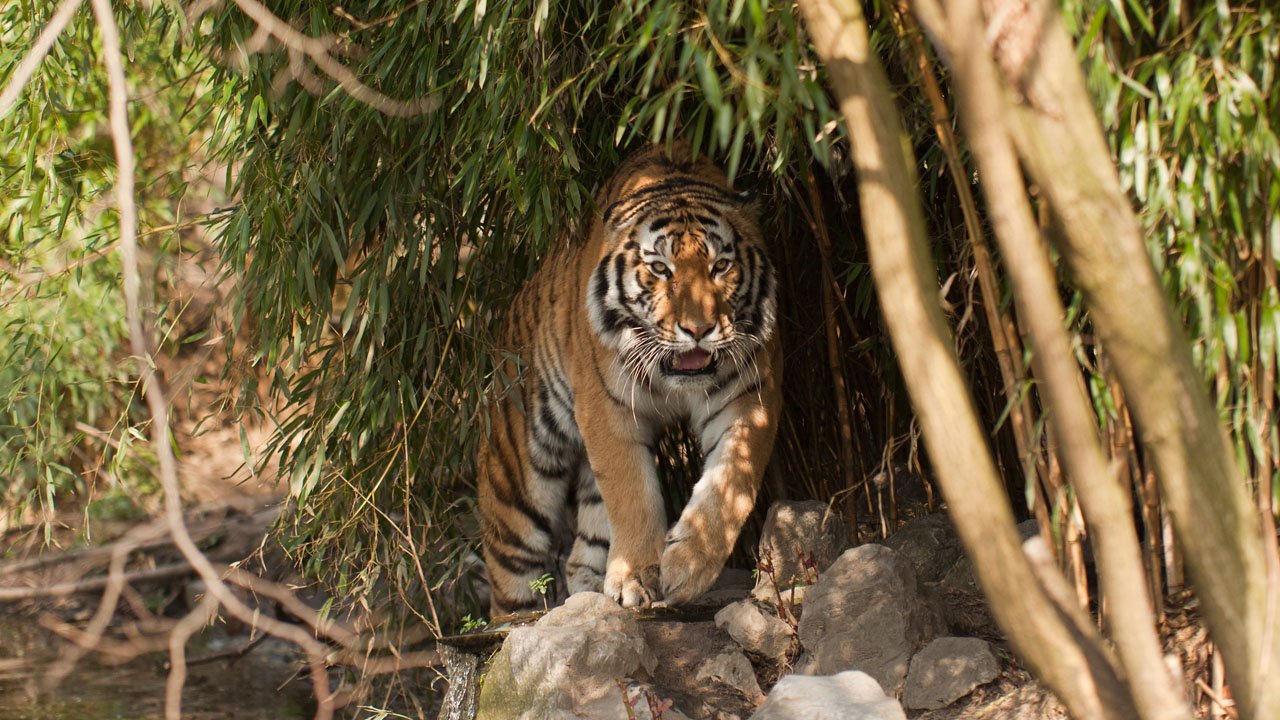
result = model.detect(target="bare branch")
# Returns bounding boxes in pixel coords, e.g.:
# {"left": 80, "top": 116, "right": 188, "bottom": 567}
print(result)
{"left": 165, "top": 594, "right": 219, "bottom": 720}
{"left": 933, "top": 0, "right": 1190, "bottom": 714}
{"left": 793, "top": 0, "right": 1138, "bottom": 716}
{"left": 39, "top": 522, "right": 150, "bottom": 691}
{"left": 88, "top": 0, "right": 339, "bottom": 714}
{"left": 0, "top": 0, "right": 441, "bottom": 713}
{"left": 198, "top": 0, "right": 440, "bottom": 117}
{"left": 0, "top": 0, "right": 83, "bottom": 120}
{"left": 0, "top": 562, "right": 195, "bottom": 601}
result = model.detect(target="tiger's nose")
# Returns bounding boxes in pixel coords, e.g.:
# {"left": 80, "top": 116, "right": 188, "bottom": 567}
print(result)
{"left": 679, "top": 321, "right": 716, "bottom": 340}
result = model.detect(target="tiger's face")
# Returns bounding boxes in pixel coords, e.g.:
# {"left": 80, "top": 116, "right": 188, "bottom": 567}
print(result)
{"left": 589, "top": 183, "right": 776, "bottom": 391}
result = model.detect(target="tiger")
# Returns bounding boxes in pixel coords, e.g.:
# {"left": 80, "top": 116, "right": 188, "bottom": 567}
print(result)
{"left": 476, "top": 144, "right": 782, "bottom": 616}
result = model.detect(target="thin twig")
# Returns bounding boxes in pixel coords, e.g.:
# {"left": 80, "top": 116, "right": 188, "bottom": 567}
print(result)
{"left": 165, "top": 594, "right": 219, "bottom": 720}
{"left": 0, "top": 562, "right": 196, "bottom": 602}
{"left": 39, "top": 521, "right": 149, "bottom": 691}
{"left": 184, "top": 633, "right": 268, "bottom": 667}
{"left": 1194, "top": 678, "right": 1237, "bottom": 719}
{"left": 0, "top": 502, "right": 262, "bottom": 577}
{"left": 201, "top": 0, "right": 440, "bottom": 117}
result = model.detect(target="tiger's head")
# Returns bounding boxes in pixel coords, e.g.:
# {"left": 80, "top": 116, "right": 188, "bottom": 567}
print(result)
{"left": 587, "top": 146, "right": 777, "bottom": 390}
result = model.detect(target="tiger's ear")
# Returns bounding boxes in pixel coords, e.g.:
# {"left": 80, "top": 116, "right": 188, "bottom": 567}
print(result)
{"left": 730, "top": 187, "right": 761, "bottom": 218}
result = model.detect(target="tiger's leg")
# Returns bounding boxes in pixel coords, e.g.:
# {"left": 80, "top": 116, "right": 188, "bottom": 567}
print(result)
{"left": 479, "top": 399, "right": 578, "bottom": 616}
{"left": 565, "top": 463, "right": 611, "bottom": 595}
{"left": 480, "top": 473, "right": 567, "bottom": 616}
{"left": 661, "top": 372, "right": 782, "bottom": 605}
{"left": 576, "top": 402, "right": 667, "bottom": 607}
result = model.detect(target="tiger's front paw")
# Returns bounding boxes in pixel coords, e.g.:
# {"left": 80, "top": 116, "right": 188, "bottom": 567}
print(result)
{"left": 603, "top": 562, "right": 661, "bottom": 608}
{"left": 660, "top": 528, "right": 724, "bottom": 606}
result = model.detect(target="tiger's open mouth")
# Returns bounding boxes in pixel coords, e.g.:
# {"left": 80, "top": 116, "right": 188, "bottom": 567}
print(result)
{"left": 665, "top": 348, "right": 716, "bottom": 376}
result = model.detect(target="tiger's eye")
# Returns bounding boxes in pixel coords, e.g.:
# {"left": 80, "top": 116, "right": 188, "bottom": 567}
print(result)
{"left": 648, "top": 261, "right": 671, "bottom": 277}
{"left": 712, "top": 258, "right": 732, "bottom": 275}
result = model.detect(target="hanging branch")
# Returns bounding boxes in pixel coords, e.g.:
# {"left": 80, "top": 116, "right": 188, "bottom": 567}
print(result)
{"left": 192, "top": 0, "right": 440, "bottom": 117}
{"left": 0, "top": 0, "right": 82, "bottom": 119}
{"left": 86, "top": 0, "right": 339, "bottom": 715}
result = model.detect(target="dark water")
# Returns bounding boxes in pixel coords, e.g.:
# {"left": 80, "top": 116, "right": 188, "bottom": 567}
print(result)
{"left": 0, "top": 621, "right": 313, "bottom": 720}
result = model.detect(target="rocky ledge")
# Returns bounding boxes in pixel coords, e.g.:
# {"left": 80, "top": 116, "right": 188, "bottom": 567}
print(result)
{"left": 467, "top": 501, "right": 1062, "bottom": 720}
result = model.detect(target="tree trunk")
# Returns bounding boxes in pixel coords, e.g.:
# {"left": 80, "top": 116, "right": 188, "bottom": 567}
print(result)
{"left": 935, "top": 0, "right": 1190, "bottom": 715}
{"left": 978, "top": 1, "right": 1280, "bottom": 717}
{"left": 794, "top": 0, "right": 1137, "bottom": 716}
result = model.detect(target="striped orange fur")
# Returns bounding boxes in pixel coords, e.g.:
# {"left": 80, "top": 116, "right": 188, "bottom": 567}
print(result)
{"left": 477, "top": 144, "right": 782, "bottom": 616}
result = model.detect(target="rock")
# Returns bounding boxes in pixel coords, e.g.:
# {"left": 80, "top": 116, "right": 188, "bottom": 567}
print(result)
{"left": 885, "top": 515, "right": 1036, "bottom": 640}
{"left": 750, "top": 671, "right": 906, "bottom": 720}
{"left": 910, "top": 668, "right": 1067, "bottom": 720}
{"left": 697, "top": 567, "right": 756, "bottom": 606}
{"left": 902, "top": 637, "right": 1001, "bottom": 710}
{"left": 796, "top": 545, "right": 944, "bottom": 694}
{"left": 867, "top": 464, "right": 931, "bottom": 517}
{"left": 615, "top": 681, "right": 694, "bottom": 720}
{"left": 476, "top": 592, "right": 669, "bottom": 719}
{"left": 641, "top": 620, "right": 761, "bottom": 719}
{"left": 752, "top": 501, "right": 850, "bottom": 600}
{"left": 697, "top": 649, "right": 764, "bottom": 702}
{"left": 883, "top": 514, "right": 961, "bottom": 585}
{"left": 715, "top": 600, "right": 794, "bottom": 661}
{"left": 936, "top": 556, "right": 1000, "bottom": 639}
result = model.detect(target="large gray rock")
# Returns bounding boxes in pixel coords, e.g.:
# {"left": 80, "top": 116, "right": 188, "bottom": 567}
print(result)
{"left": 753, "top": 501, "right": 850, "bottom": 600}
{"left": 642, "top": 621, "right": 761, "bottom": 719}
{"left": 934, "top": 520, "right": 1039, "bottom": 641}
{"left": 903, "top": 637, "right": 1001, "bottom": 710}
{"left": 910, "top": 669, "right": 1067, "bottom": 720}
{"left": 796, "top": 545, "right": 944, "bottom": 694}
{"left": 883, "top": 514, "right": 962, "bottom": 584}
{"left": 715, "top": 600, "right": 795, "bottom": 661}
{"left": 697, "top": 649, "right": 764, "bottom": 703}
{"left": 476, "top": 592, "right": 685, "bottom": 719}
{"left": 750, "top": 671, "right": 906, "bottom": 720}
{"left": 935, "top": 555, "right": 996, "bottom": 639}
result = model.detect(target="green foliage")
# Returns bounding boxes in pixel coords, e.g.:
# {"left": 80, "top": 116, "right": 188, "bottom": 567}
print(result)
{"left": 457, "top": 614, "right": 486, "bottom": 633}
{"left": 1067, "top": 0, "right": 1280, "bottom": 492}
{"left": 0, "top": 2, "right": 227, "bottom": 526}
{"left": 528, "top": 572, "right": 554, "bottom": 596}
{"left": 205, "top": 0, "right": 1279, "bottom": 627}
{"left": 207, "top": 0, "right": 842, "bottom": 621}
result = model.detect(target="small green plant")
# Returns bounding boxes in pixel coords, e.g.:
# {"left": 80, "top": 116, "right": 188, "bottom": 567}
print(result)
{"left": 458, "top": 614, "right": 486, "bottom": 633}
{"left": 528, "top": 572, "right": 555, "bottom": 611}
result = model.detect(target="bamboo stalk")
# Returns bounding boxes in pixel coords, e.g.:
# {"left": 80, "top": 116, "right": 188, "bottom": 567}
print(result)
{"left": 890, "top": 2, "right": 1048, "bottom": 537}
{"left": 1259, "top": 238, "right": 1276, "bottom": 519}
{"left": 1113, "top": 373, "right": 1166, "bottom": 620}
{"left": 804, "top": 174, "right": 863, "bottom": 543}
